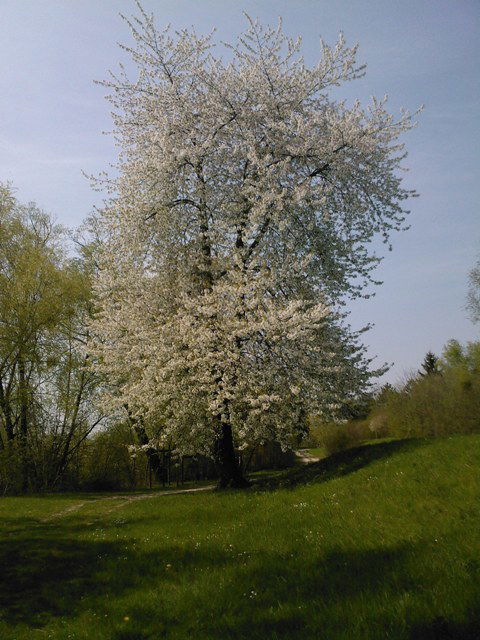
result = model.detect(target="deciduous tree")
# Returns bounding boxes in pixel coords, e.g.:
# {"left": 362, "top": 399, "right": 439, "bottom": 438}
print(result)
{"left": 0, "top": 185, "right": 102, "bottom": 492}
{"left": 90, "top": 5, "right": 418, "bottom": 487}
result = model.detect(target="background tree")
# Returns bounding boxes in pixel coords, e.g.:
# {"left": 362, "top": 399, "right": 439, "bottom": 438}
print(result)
{"left": 90, "top": 6, "right": 418, "bottom": 487}
{"left": 466, "top": 254, "right": 480, "bottom": 324}
{"left": 365, "top": 338, "right": 480, "bottom": 441}
{"left": 441, "top": 339, "right": 480, "bottom": 379}
{"left": 419, "top": 351, "right": 439, "bottom": 377}
{"left": 0, "top": 185, "right": 102, "bottom": 492}
{"left": 376, "top": 382, "right": 395, "bottom": 401}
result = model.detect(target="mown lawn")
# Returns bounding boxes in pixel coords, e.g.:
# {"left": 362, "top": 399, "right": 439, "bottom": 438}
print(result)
{"left": 0, "top": 435, "right": 479, "bottom": 639}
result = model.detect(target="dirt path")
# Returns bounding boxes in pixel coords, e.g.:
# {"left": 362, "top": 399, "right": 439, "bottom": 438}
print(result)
{"left": 40, "top": 454, "right": 321, "bottom": 524}
{"left": 40, "top": 484, "right": 215, "bottom": 523}
{"left": 40, "top": 452, "right": 319, "bottom": 523}
{"left": 294, "top": 449, "right": 321, "bottom": 464}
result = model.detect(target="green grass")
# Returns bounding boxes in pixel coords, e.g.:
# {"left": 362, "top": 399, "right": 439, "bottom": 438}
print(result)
{"left": 0, "top": 435, "right": 479, "bottom": 639}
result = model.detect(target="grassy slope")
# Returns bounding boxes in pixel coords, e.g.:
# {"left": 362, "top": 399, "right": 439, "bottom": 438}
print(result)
{"left": 0, "top": 435, "right": 479, "bottom": 640}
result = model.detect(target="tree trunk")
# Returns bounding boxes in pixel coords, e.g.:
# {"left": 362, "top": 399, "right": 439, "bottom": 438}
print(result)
{"left": 123, "top": 405, "right": 164, "bottom": 483}
{"left": 134, "top": 427, "right": 164, "bottom": 483}
{"left": 195, "top": 164, "right": 247, "bottom": 490}
{"left": 18, "top": 359, "right": 29, "bottom": 492}
{"left": 0, "top": 375, "right": 14, "bottom": 445}
{"left": 213, "top": 422, "right": 249, "bottom": 489}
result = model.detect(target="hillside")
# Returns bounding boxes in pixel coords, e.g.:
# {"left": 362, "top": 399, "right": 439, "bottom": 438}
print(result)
{"left": 0, "top": 435, "right": 479, "bottom": 639}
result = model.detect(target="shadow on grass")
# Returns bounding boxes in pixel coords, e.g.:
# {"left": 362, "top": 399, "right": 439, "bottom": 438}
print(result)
{"left": 0, "top": 528, "right": 119, "bottom": 627}
{"left": 410, "top": 614, "right": 480, "bottom": 640}
{"left": 250, "top": 438, "right": 431, "bottom": 490}
{"left": 0, "top": 523, "right": 234, "bottom": 629}
{"left": 110, "top": 542, "right": 479, "bottom": 640}
{"left": 0, "top": 521, "right": 241, "bottom": 629}
{"left": 0, "top": 512, "right": 478, "bottom": 640}
{"left": 106, "top": 543, "right": 415, "bottom": 639}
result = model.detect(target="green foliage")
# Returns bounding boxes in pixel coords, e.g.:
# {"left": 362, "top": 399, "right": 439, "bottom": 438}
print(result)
{"left": 0, "top": 184, "right": 100, "bottom": 493}
{"left": 418, "top": 351, "right": 439, "bottom": 376}
{"left": 79, "top": 422, "right": 140, "bottom": 491}
{"left": 0, "top": 435, "right": 478, "bottom": 639}
{"left": 442, "top": 339, "right": 480, "bottom": 374}
{"left": 304, "top": 340, "right": 480, "bottom": 455}
{"left": 307, "top": 417, "right": 373, "bottom": 455}
{"left": 369, "top": 339, "right": 480, "bottom": 439}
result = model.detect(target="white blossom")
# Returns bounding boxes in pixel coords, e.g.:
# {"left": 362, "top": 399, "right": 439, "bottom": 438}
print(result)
{"left": 89, "top": 5, "right": 417, "bottom": 463}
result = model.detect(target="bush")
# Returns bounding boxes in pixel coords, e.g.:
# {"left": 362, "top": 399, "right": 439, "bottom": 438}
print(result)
{"left": 79, "top": 422, "right": 143, "bottom": 491}
{"left": 372, "top": 376, "right": 480, "bottom": 438}
{"left": 305, "top": 418, "right": 372, "bottom": 455}
{"left": 305, "top": 340, "right": 480, "bottom": 454}
{"left": 369, "top": 345, "right": 480, "bottom": 439}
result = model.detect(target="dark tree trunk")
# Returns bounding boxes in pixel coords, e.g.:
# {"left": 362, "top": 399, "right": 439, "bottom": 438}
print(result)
{"left": 134, "top": 426, "right": 164, "bottom": 483}
{"left": 213, "top": 422, "right": 249, "bottom": 489}
{"left": 124, "top": 405, "right": 164, "bottom": 484}
{"left": 0, "top": 376, "right": 15, "bottom": 444}
{"left": 195, "top": 165, "right": 247, "bottom": 490}
{"left": 18, "top": 359, "right": 29, "bottom": 492}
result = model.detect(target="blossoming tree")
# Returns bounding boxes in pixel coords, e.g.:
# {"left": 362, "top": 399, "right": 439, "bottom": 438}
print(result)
{"left": 90, "top": 4, "right": 418, "bottom": 487}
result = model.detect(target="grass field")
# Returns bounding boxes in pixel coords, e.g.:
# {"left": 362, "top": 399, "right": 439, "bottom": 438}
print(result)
{"left": 0, "top": 435, "right": 479, "bottom": 639}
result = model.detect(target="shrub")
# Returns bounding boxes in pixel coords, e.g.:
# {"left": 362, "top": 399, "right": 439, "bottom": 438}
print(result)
{"left": 305, "top": 418, "right": 372, "bottom": 455}
{"left": 79, "top": 422, "right": 143, "bottom": 491}
{"left": 368, "top": 341, "right": 480, "bottom": 439}
{"left": 305, "top": 340, "right": 480, "bottom": 453}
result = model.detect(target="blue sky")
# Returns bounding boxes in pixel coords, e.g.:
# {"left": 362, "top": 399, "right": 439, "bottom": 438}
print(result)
{"left": 1, "top": 0, "right": 479, "bottom": 384}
